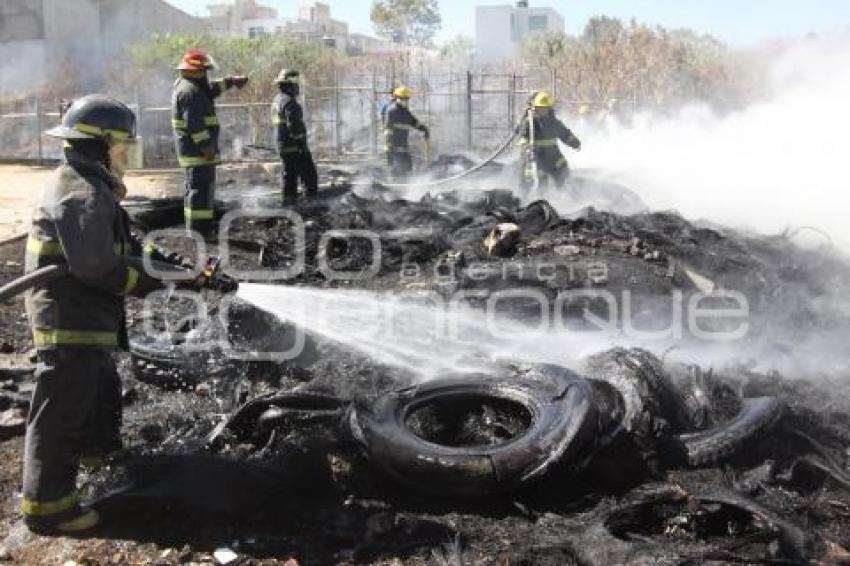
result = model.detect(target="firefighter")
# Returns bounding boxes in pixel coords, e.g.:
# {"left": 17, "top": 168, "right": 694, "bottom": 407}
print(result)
{"left": 518, "top": 91, "right": 581, "bottom": 187}
{"left": 22, "top": 95, "right": 234, "bottom": 534}
{"left": 22, "top": 95, "right": 160, "bottom": 534}
{"left": 272, "top": 69, "right": 318, "bottom": 205}
{"left": 384, "top": 86, "right": 429, "bottom": 177}
{"left": 171, "top": 48, "right": 248, "bottom": 233}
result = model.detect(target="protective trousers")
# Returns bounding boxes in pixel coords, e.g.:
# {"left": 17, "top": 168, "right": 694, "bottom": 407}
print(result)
{"left": 184, "top": 165, "right": 216, "bottom": 232}
{"left": 537, "top": 148, "right": 569, "bottom": 187}
{"left": 281, "top": 149, "right": 318, "bottom": 205}
{"left": 22, "top": 349, "right": 121, "bottom": 525}
{"left": 389, "top": 150, "right": 413, "bottom": 177}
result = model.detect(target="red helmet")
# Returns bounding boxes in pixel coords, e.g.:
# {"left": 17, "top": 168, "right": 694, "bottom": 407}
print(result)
{"left": 177, "top": 48, "right": 216, "bottom": 71}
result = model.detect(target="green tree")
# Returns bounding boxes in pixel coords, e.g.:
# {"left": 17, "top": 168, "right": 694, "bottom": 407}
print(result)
{"left": 371, "top": 0, "right": 442, "bottom": 47}
{"left": 129, "top": 33, "right": 338, "bottom": 143}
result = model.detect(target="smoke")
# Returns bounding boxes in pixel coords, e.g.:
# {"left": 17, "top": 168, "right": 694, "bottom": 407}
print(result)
{"left": 577, "top": 34, "right": 850, "bottom": 251}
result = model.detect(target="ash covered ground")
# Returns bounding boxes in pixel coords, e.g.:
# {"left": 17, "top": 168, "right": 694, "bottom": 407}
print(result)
{"left": 1, "top": 161, "right": 850, "bottom": 565}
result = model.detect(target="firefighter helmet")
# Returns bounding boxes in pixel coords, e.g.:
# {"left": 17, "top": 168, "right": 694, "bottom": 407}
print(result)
{"left": 275, "top": 68, "right": 300, "bottom": 85}
{"left": 532, "top": 91, "right": 555, "bottom": 108}
{"left": 45, "top": 94, "right": 137, "bottom": 142}
{"left": 177, "top": 48, "right": 216, "bottom": 71}
{"left": 393, "top": 86, "right": 413, "bottom": 99}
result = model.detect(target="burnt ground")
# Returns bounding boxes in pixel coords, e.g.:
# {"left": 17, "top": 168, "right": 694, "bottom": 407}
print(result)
{"left": 1, "top": 163, "right": 850, "bottom": 564}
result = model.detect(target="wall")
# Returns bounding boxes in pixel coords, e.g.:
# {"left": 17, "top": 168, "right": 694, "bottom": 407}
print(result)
{"left": 0, "top": 0, "right": 206, "bottom": 95}
{"left": 476, "top": 5, "right": 565, "bottom": 63}
{"left": 0, "top": 0, "right": 44, "bottom": 42}
{"left": 0, "top": 41, "right": 47, "bottom": 96}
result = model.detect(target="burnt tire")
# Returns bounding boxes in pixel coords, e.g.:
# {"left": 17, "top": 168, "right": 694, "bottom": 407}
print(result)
{"left": 129, "top": 337, "right": 209, "bottom": 390}
{"left": 678, "top": 396, "right": 783, "bottom": 466}
{"left": 350, "top": 365, "right": 597, "bottom": 496}
{"left": 584, "top": 348, "right": 689, "bottom": 440}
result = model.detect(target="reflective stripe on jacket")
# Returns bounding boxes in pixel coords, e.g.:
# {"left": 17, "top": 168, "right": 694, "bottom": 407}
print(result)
{"left": 384, "top": 102, "right": 423, "bottom": 154}
{"left": 518, "top": 112, "right": 581, "bottom": 156}
{"left": 272, "top": 93, "right": 308, "bottom": 155}
{"left": 172, "top": 76, "right": 224, "bottom": 168}
{"left": 24, "top": 150, "right": 159, "bottom": 349}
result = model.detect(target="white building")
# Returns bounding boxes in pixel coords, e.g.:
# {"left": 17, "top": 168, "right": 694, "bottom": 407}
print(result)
{"left": 205, "top": 1, "right": 400, "bottom": 55}
{"left": 207, "top": 0, "right": 277, "bottom": 36}
{"left": 475, "top": 1, "right": 565, "bottom": 63}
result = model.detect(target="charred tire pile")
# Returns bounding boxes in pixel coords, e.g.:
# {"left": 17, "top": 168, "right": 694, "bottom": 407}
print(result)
{"left": 350, "top": 365, "right": 598, "bottom": 496}
{"left": 584, "top": 348, "right": 784, "bottom": 467}
{"left": 678, "top": 396, "right": 784, "bottom": 466}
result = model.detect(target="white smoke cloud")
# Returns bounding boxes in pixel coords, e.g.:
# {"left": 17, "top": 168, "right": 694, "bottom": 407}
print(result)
{"left": 577, "top": 34, "right": 850, "bottom": 251}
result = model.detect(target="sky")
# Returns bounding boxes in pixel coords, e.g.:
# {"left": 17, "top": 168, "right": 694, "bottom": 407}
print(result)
{"left": 165, "top": 0, "right": 850, "bottom": 46}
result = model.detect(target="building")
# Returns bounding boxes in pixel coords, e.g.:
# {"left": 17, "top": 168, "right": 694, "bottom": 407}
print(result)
{"left": 0, "top": 0, "right": 206, "bottom": 96}
{"left": 348, "top": 32, "right": 399, "bottom": 55}
{"left": 207, "top": 0, "right": 277, "bottom": 37}
{"left": 289, "top": 1, "right": 349, "bottom": 50}
{"left": 475, "top": 0, "right": 565, "bottom": 63}
{"left": 203, "top": 0, "right": 399, "bottom": 55}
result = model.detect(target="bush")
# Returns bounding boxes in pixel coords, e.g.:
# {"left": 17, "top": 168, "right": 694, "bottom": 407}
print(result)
{"left": 522, "top": 17, "right": 762, "bottom": 113}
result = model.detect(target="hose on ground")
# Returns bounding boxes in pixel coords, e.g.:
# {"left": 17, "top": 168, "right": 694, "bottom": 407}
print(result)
{"left": 358, "top": 130, "right": 520, "bottom": 189}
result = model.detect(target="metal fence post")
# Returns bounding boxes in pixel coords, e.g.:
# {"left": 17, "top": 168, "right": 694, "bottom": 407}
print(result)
{"left": 508, "top": 74, "right": 516, "bottom": 133}
{"left": 370, "top": 69, "right": 378, "bottom": 156}
{"left": 335, "top": 68, "right": 342, "bottom": 154}
{"left": 466, "top": 71, "right": 473, "bottom": 151}
{"left": 35, "top": 97, "right": 43, "bottom": 165}
{"left": 135, "top": 92, "right": 144, "bottom": 168}
{"left": 550, "top": 68, "right": 557, "bottom": 101}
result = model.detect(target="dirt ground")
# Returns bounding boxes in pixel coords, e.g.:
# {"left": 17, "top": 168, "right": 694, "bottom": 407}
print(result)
{"left": 2, "top": 162, "right": 850, "bottom": 565}
{"left": 0, "top": 165, "right": 184, "bottom": 241}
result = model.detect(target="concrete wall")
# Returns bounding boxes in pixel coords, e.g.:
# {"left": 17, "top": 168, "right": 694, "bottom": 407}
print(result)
{"left": 0, "top": 0, "right": 45, "bottom": 42}
{"left": 0, "top": 40, "right": 47, "bottom": 95}
{"left": 1, "top": 0, "right": 205, "bottom": 95}
{"left": 476, "top": 4, "right": 565, "bottom": 63}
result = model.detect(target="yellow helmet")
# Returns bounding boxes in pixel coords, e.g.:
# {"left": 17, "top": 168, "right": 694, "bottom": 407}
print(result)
{"left": 578, "top": 103, "right": 591, "bottom": 115}
{"left": 533, "top": 91, "right": 554, "bottom": 108}
{"left": 393, "top": 86, "right": 413, "bottom": 99}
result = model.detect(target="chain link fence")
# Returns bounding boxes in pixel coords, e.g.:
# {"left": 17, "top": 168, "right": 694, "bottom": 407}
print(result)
{"left": 0, "top": 69, "right": 635, "bottom": 167}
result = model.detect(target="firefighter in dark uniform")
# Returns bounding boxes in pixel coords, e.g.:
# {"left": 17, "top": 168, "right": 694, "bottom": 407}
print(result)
{"left": 22, "top": 95, "right": 235, "bottom": 534}
{"left": 518, "top": 91, "right": 581, "bottom": 187}
{"left": 171, "top": 48, "right": 247, "bottom": 233}
{"left": 384, "top": 86, "right": 429, "bottom": 178}
{"left": 22, "top": 95, "right": 162, "bottom": 533}
{"left": 272, "top": 69, "right": 318, "bottom": 205}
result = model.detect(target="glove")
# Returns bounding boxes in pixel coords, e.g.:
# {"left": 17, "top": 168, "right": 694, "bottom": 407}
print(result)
{"left": 574, "top": 140, "right": 582, "bottom": 152}
{"left": 179, "top": 270, "right": 238, "bottom": 293}
{"left": 210, "top": 273, "right": 239, "bottom": 293}
{"left": 200, "top": 145, "right": 217, "bottom": 160}
{"left": 227, "top": 76, "right": 249, "bottom": 89}
{"left": 420, "top": 125, "right": 430, "bottom": 140}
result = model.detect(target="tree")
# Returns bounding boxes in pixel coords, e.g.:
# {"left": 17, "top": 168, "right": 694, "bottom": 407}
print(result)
{"left": 371, "top": 0, "right": 442, "bottom": 48}
{"left": 520, "top": 17, "right": 757, "bottom": 112}
{"left": 581, "top": 16, "right": 625, "bottom": 46}
{"left": 129, "top": 33, "right": 338, "bottom": 143}
{"left": 440, "top": 35, "right": 476, "bottom": 65}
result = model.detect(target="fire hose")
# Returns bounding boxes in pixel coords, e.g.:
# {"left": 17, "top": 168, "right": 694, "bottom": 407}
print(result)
{"left": 250, "top": 131, "right": 519, "bottom": 190}
{"left": 366, "top": 130, "right": 519, "bottom": 189}
{"left": 0, "top": 257, "right": 233, "bottom": 303}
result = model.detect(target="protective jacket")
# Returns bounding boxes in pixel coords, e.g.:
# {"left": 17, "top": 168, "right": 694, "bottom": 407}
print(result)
{"left": 171, "top": 76, "right": 226, "bottom": 167}
{"left": 384, "top": 101, "right": 427, "bottom": 155}
{"left": 25, "top": 149, "right": 160, "bottom": 350}
{"left": 518, "top": 111, "right": 581, "bottom": 168}
{"left": 272, "top": 92, "right": 308, "bottom": 156}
